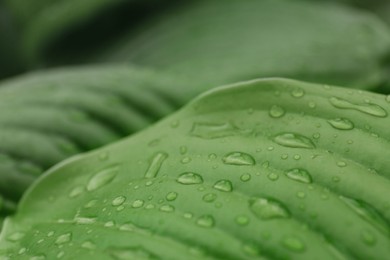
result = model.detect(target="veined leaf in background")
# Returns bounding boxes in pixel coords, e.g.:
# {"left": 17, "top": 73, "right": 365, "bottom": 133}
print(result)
{"left": 0, "top": 64, "right": 189, "bottom": 204}
{"left": 1, "top": 78, "right": 389, "bottom": 259}
{"left": 99, "top": 0, "right": 390, "bottom": 90}
{"left": 2, "top": 0, "right": 179, "bottom": 66}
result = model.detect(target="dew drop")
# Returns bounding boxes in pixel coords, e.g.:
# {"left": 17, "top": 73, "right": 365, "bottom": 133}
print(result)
{"left": 203, "top": 193, "right": 217, "bottom": 203}
{"left": 267, "top": 172, "right": 279, "bottom": 181}
{"left": 269, "top": 105, "right": 285, "bottom": 118}
{"left": 84, "top": 199, "right": 98, "bottom": 208}
{"left": 296, "top": 191, "right": 306, "bottom": 199}
{"left": 291, "top": 88, "right": 305, "bottom": 98}
{"left": 87, "top": 166, "right": 119, "bottom": 191}
{"left": 240, "top": 173, "right": 251, "bottom": 182}
{"left": 108, "top": 246, "right": 156, "bottom": 260}
{"left": 249, "top": 197, "right": 290, "bottom": 220}
{"left": 191, "top": 122, "right": 238, "bottom": 139}
{"left": 360, "top": 229, "right": 376, "bottom": 246}
{"left": 144, "top": 152, "right": 168, "bottom": 178}
{"left": 222, "top": 152, "right": 255, "bottom": 166}
{"left": 386, "top": 95, "right": 390, "bottom": 103}
{"left": 7, "top": 232, "right": 25, "bottom": 242}
{"left": 242, "top": 244, "right": 260, "bottom": 256}
{"left": 132, "top": 200, "right": 144, "bottom": 208}
{"left": 337, "top": 161, "right": 347, "bottom": 168}
{"left": 177, "top": 172, "right": 203, "bottom": 185}
{"left": 55, "top": 232, "right": 72, "bottom": 245}
{"left": 160, "top": 205, "right": 175, "bottom": 213}
{"left": 273, "top": 133, "right": 315, "bottom": 149}
{"left": 68, "top": 185, "right": 84, "bottom": 198}
{"left": 112, "top": 196, "right": 126, "bottom": 206}
{"left": 81, "top": 240, "right": 96, "bottom": 250}
{"left": 181, "top": 156, "right": 192, "bottom": 164}
{"left": 31, "top": 254, "right": 46, "bottom": 260}
{"left": 328, "top": 118, "right": 354, "bottom": 130}
{"left": 282, "top": 236, "right": 305, "bottom": 252}
{"left": 98, "top": 151, "right": 109, "bottom": 161}
{"left": 196, "top": 215, "right": 215, "bottom": 228}
{"left": 213, "top": 180, "right": 233, "bottom": 192}
{"left": 285, "top": 169, "right": 312, "bottom": 184}
{"left": 329, "top": 97, "right": 387, "bottom": 117}
{"left": 104, "top": 221, "right": 115, "bottom": 228}
{"left": 179, "top": 146, "right": 187, "bottom": 155}
{"left": 166, "top": 192, "right": 178, "bottom": 201}
{"left": 235, "top": 215, "right": 250, "bottom": 226}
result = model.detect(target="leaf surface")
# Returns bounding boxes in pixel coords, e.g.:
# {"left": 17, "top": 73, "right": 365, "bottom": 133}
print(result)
{"left": 1, "top": 78, "right": 389, "bottom": 259}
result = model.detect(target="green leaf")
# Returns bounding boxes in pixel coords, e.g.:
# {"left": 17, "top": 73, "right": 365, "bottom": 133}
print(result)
{"left": 1, "top": 78, "right": 389, "bottom": 259}
{"left": 2, "top": 0, "right": 174, "bottom": 65}
{"left": 0, "top": 64, "right": 188, "bottom": 202}
{"left": 99, "top": 0, "right": 390, "bottom": 90}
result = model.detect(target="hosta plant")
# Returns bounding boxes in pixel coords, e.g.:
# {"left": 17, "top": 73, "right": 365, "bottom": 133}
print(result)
{"left": 0, "top": 78, "right": 389, "bottom": 259}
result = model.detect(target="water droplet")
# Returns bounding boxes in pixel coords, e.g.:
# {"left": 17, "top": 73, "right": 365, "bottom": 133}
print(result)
{"left": 386, "top": 95, "right": 390, "bottom": 103}
{"left": 293, "top": 154, "right": 301, "bottom": 160}
{"left": 223, "top": 152, "right": 255, "bottom": 166}
{"left": 108, "top": 246, "right": 156, "bottom": 260}
{"left": 267, "top": 172, "right": 279, "bottom": 181}
{"left": 242, "top": 244, "right": 260, "bottom": 256}
{"left": 196, "top": 215, "right": 215, "bottom": 228}
{"left": 31, "top": 254, "right": 46, "bottom": 260}
{"left": 269, "top": 105, "right": 285, "bottom": 118}
{"left": 308, "top": 101, "right": 316, "bottom": 108}
{"left": 285, "top": 169, "right": 312, "bottom": 184}
{"left": 55, "top": 232, "right": 72, "bottom": 245}
{"left": 166, "top": 192, "right": 178, "bottom": 201}
{"left": 281, "top": 236, "right": 305, "bottom": 252}
{"left": 160, "top": 205, "right": 175, "bottom": 212}
{"left": 98, "top": 151, "right": 109, "bottom": 161}
{"left": 179, "top": 146, "right": 187, "bottom": 155}
{"left": 87, "top": 166, "right": 119, "bottom": 191}
{"left": 235, "top": 215, "right": 250, "bottom": 226}
{"left": 273, "top": 133, "right": 315, "bottom": 149}
{"left": 112, "top": 196, "right": 126, "bottom": 206}
{"left": 104, "top": 221, "right": 115, "bottom": 227}
{"left": 181, "top": 156, "right": 192, "bottom": 164}
{"left": 208, "top": 153, "right": 217, "bottom": 161}
{"left": 213, "top": 180, "right": 233, "bottom": 192}
{"left": 191, "top": 122, "right": 238, "bottom": 139}
{"left": 7, "top": 232, "right": 25, "bottom": 241}
{"left": 296, "top": 191, "right": 306, "bottom": 199}
{"left": 132, "top": 200, "right": 144, "bottom": 208}
{"left": 240, "top": 173, "right": 251, "bottom": 182}
{"left": 249, "top": 197, "right": 290, "bottom": 220}
{"left": 81, "top": 240, "right": 96, "bottom": 250}
{"left": 177, "top": 172, "right": 203, "bottom": 185}
{"left": 74, "top": 217, "right": 97, "bottom": 225}
{"left": 291, "top": 88, "right": 305, "bottom": 98}
{"left": 69, "top": 186, "right": 84, "bottom": 198}
{"left": 328, "top": 118, "right": 354, "bottom": 130}
{"left": 337, "top": 161, "right": 347, "bottom": 168}
{"left": 203, "top": 193, "right": 217, "bottom": 203}
{"left": 144, "top": 152, "right": 168, "bottom": 178}
{"left": 84, "top": 199, "right": 98, "bottom": 208}
{"left": 360, "top": 229, "right": 376, "bottom": 246}
{"left": 329, "top": 97, "right": 387, "bottom": 117}
{"left": 183, "top": 213, "right": 193, "bottom": 219}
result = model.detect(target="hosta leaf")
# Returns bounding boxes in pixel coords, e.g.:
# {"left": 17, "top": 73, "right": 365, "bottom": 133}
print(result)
{"left": 2, "top": 0, "right": 176, "bottom": 65}
{"left": 1, "top": 78, "right": 389, "bottom": 259}
{"left": 100, "top": 0, "right": 390, "bottom": 90}
{"left": 0, "top": 64, "right": 188, "bottom": 202}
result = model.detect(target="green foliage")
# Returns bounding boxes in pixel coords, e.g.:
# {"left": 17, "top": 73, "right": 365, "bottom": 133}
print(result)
{"left": 0, "top": 65, "right": 188, "bottom": 202}
{"left": 99, "top": 0, "right": 390, "bottom": 90}
{"left": 0, "top": 79, "right": 389, "bottom": 259}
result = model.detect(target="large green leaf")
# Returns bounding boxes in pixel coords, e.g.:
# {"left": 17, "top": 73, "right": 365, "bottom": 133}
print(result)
{"left": 2, "top": 0, "right": 178, "bottom": 65}
{"left": 0, "top": 64, "right": 190, "bottom": 203}
{"left": 1, "top": 78, "right": 389, "bottom": 259}
{"left": 99, "top": 0, "right": 390, "bottom": 90}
